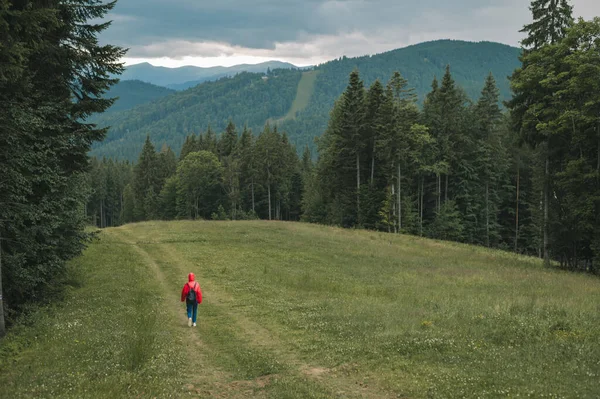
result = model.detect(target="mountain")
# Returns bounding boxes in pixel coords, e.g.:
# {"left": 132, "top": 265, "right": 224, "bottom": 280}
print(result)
{"left": 91, "top": 40, "right": 522, "bottom": 161}
{"left": 121, "top": 61, "right": 299, "bottom": 89}
{"left": 101, "top": 80, "right": 176, "bottom": 114}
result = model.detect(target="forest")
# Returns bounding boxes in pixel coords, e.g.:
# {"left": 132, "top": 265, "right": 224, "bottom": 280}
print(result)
{"left": 87, "top": 1, "right": 600, "bottom": 273}
{"left": 1, "top": 0, "right": 599, "bottom": 338}
{"left": 90, "top": 40, "right": 521, "bottom": 161}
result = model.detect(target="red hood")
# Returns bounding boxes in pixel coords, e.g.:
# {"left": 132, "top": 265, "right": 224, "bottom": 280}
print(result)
{"left": 188, "top": 273, "right": 195, "bottom": 282}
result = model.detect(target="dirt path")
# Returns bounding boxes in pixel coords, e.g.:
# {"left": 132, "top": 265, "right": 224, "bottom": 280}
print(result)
{"left": 113, "top": 226, "right": 395, "bottom": 399}
{"left": 110, "top": 229, "right": 256, "bottom": 398}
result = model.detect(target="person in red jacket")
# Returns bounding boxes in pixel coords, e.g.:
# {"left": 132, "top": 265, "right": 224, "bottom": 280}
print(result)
{"left": 181, "top": 273, "right": 203, "bottom": 327}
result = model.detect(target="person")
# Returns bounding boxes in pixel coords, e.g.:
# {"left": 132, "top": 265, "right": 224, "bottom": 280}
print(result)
{"left": 181, "top": 273, "right": 203, "bottom": 327}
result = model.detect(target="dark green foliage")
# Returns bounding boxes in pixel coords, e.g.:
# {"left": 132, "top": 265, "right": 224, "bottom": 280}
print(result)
{"left": 121, "top": 184, "right": 136, "bottom": 224}
{"left": 90, "top": 41, "right": 522, "bottom": 161}
{"left": 96, "top": 80, "right": 175, "bottom": 115}
{"left": 428, "top": 201, "right": 465, "bottom": 241}
{"left": 91, "top": 70, "right": 303, "bottom": 160}
{"left": 508, "top": 3, "right": 600, "bottom": 269}
{"left": 176, "top": 151, "right": 224, "bottom": 220}
{"left": 87, "top": 157, "right": 133, "bottom": 228}
{"left": 521, "top": 0, "right": 574, "bottom": 48}
{"left": 96, "top": 121, "right": 304, "bottom": 226}
{"left": 0, "top": 0, "right": 124, "bottom": 328}
{"left": 158, "top": 177, "right": 178, "bottom": 220}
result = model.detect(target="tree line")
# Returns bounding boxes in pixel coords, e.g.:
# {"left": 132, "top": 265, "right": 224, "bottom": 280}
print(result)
{"left": 87, "top": 122, "right": 309, "bottom": 226}
{"left": 89, "top": 1, "right": 600, "bottom": 273}
{"left": 0, "top": 0, "right": 124, "bottom": 335}
{"left": 2, "top": 0, "right": 599, "bottom": 337}
{"left": 305, "top": 0, "right": 600, "bottom": 271}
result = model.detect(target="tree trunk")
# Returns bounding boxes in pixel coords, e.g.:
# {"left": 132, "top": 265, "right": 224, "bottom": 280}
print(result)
{"left": 251, "top": 178, "right": 255, "bottom": 212}
{"left": 0, "top": 231, "right": 5, "bottom": 338}
{"left": 398, "top": 163, "right": 402, "bottom": 232}
{"left": 356, "top": 153, "right": 361, "bottom": 224}
{"left": 370, "top": 153, "right": 375, "bottom": 186}
{"left": 515, "top": 164, "right": 520, "bottom": 253}
{"left": 544, "top": 155, "right": 550, "bottom": 266}
{"left": 268, "top": 183, "right": 272, "bottom": 221}
{"left": 391, "top": 183, "right": 396, "bottom": 234}
{"left": 445, "top": 174, "right": 449, "bottom": 203}
{"left": 420, "top": 176, "right": 424, "bottom": 236}
{"left": 437, "top": 174, "right": 442, "bottom": 212}
{"left": 100, "top": 199, "right": 104, "bottom": 228}
{"left": 485, "top": 180, "right": 490, "bottom": 248}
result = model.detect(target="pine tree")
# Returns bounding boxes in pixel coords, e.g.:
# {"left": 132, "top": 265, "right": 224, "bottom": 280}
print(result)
{"left": 219, "top": 121, "right": 238, "bottom": 159}
{"left": 474, "top": 74, "right": 506, "bottom": 247}
{"left": 509, "top": 0, "right": 574, "bottom": 265}
{"left": 180, "top": 135, "right": 198, "bottom": 161}
{"left": 237, "top": 125, "right": 257, "bottom": 213}
{"left": 176, "top": 151, "right": 223, "bottom": 219}
{"left": 339, "top": 70, "right": 367, "bottom": 225}
{"left": 158, "top": 143, "right": 177, "bottom": 193}
{"left": 0, "top": 0, "right": 124, "bottom": 330}
{"left": 121, "top": 184, "right": 136, "bottom": 224}
{"left": 133, "top": 136, "right": 161, "bottom": 220}
{"left": 520, "top": 0, "right": 573, "bottom": 49}
{"left": 202, "top": 125, "right": 218, "bottom": 154}
{"left": 159, "top": 176, "right": 178, "bottom": 220}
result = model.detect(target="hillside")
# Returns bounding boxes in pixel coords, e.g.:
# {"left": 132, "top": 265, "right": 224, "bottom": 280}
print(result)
{"left": 102, "top": 80, "right": 176, "bottom": 114}
{"left": 91, "top": 40, "right": 521, "bottom": 160}
{"left": 91, "top": 70, "right": 302, "bottom": 159}
{"left": 1, "top": 221, "right": 599, "bottom": 398}
{"left": 122, "top": 60, "right": 299, "bottom": 89}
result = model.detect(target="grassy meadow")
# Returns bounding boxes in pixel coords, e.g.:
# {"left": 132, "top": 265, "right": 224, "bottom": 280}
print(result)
{"left": 278, "top": 70, "right": 319, "bottom": 122}
{"left": 1, "top": 221, "right": 599, "bottom": 398}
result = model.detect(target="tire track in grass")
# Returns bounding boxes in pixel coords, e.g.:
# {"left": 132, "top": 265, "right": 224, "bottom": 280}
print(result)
{"left": 152, "top": 239, "right": 395, "bottom": 399}
{"left": 111, "top": 228, "right": 248, "bottom": 398}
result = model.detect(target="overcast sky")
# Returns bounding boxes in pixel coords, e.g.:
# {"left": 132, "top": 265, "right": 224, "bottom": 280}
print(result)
{"left": 102, "top": 0, "right": 600, "bottom": 68}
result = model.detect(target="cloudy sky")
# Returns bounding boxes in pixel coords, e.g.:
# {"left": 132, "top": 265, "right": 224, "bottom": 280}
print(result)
{"left": 102, "top": 0, "right": 600, "bottom": 68}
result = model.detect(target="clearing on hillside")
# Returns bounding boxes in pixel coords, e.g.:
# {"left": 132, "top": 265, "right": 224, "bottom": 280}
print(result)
{"left": 276, "top": 70, "right": 319, "bottom": 123}
{"left": 1, "top": 221, "right": 599, "bottom": 398}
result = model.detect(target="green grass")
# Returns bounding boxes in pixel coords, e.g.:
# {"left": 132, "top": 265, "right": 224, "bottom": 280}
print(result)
{"left": 276, "top": 71, "right": 319, "bottom": 123}
{"left": 1, "top": 221, "right": 599, "bottom": 398}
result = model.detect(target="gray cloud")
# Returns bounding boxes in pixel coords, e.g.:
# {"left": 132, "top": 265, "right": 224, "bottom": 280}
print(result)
{"left": 101, "top": 0, "right": 600, "bottom": 63}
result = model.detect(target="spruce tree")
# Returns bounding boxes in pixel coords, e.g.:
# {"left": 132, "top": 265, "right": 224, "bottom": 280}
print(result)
{"left": 509, "top": 0, "right": 573, "bottom": 265}
{"left": 219, "top": 121, "right": 238, "bottom": 159}
{"left": 339, "top": 70, "right": 367, "bottom": 225}
{"left": 520, "top": 0, "right": 573, "bottom": 49}
{"left": 237, "top": 126, "right": 257, "bottom": 213}
{"left": 133, "top": 136, "right": 160, "bottom": 220}
{"left": 474, "top": 74, "right": 506, "bottom": 247}
{"left": 203, "top": 125, "right": 218, "bottom": 154}
{"left": 0, "top": 0, "right": 124, "bottom": 329}
{"left": 180, "top": 135, "right": 198, "bottom": 161}
{"left": 158, "top": 144, "right": 177, "bottom": 184}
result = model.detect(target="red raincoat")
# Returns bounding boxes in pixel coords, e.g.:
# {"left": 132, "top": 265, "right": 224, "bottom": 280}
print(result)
{"left": 181, "top": 273, "right": 203, "bottom": 304}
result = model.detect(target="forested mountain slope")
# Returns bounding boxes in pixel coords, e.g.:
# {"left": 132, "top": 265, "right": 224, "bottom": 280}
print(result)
{"left": 91, "top": 40, "right": 521, "bottom": 160}
{"left": 121, "top": 60, "right": 298, "bottom": 89}
{"left": 100, "top": 80, "right": 176, "bottom": 114}
{"left": 91, "top": 70, "right": 302, "bottom": 159}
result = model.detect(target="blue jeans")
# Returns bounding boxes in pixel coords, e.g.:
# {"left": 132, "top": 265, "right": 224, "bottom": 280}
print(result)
{"left": 186, "top": 302, "right": 198, "bottom": 323}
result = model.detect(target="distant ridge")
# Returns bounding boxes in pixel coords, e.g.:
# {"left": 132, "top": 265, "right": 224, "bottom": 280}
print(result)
{"left": 103, "top": 80, "right": 175, "bottom": 113}
{"left": 121, "top": 60, "right": 300, "bottom": 89}
{"left": 92, "top": 40, "right": 521, "bottom": 161}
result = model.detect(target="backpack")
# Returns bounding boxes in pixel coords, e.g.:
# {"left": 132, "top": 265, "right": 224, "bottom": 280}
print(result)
{"left": 186, "top": 282, "right": 197, "bottom": 304}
